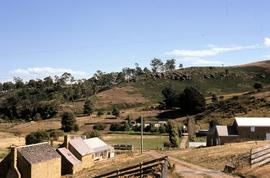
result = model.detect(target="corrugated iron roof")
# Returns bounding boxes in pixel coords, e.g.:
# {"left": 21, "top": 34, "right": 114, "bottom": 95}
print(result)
{"left": 84, "top": 137, "right": 113, "bottom": 153}
{"left": 17, "top": 142, "right": 60, "bottom": 164}
{"left": 69, "top": 137, "right": 92, "bottom": 156}
{"left": 235, "top": 117, "right": 270, "bottom": 127}
{"left": 57, "top": 147, "right": 81, "bottom": 165}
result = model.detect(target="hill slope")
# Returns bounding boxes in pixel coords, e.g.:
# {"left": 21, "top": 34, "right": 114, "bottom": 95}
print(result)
{"left": 116, "top": 60, "right": 270, "bottom": 104}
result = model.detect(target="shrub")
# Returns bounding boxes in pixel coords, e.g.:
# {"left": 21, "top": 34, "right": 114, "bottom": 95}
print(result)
{"left": 49, "top": 129, "right": 64, "bottom": 140}
{"left": 254, "top": 82, "right": 263, "bottom": 91}
{"left": 84, "top": 130, "right": 100, "bottom": 138}
{"left": 97, "top": 110, "right": 104, "bottom": 116}
{"left": 25, "top": 131, "right": 50, "bottom": 145}
{"left": 93, "top": 123, "right": 106, "bottom": 130}
{"left": 112, "top": 107, "right": 120, "bottom": 117}
{"left": 211, "top": 94, "right": 218, "bottom": 103}
{"left": 84, "top": 99, "right": 94, "bottom": 115}
{"left": 110, "top": 123, "right": 123, "bottom": 131}
{"left": 61, "top": 112, "right": 78, "bottom": 132}
{"left": 159, "top": 125, "right": 166, "bottom": 133}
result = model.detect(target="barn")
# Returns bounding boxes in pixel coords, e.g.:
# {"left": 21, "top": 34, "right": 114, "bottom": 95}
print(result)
{"left": 207, "top": 117, "right": 270, "bottom": 146}
{"left": 0, "top": 143, "right": 61, "bottom": 178}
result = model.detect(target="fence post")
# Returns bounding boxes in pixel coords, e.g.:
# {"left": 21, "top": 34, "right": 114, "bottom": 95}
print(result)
{"left": 140, "top": 162, "right": 143, "bottom": 178}
{"left": 162, "top": 157, "right": 168, "bottom": 178}
{"left": 117, "top": 169, "right": 120, "bottom": 177}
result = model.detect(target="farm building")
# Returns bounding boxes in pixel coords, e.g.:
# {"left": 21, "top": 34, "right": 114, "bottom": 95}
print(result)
{"left": 63, "top": 135, "right": 94, "bottom": 169}
{"left": 57, "top": 147, "right": 82, "bottom": 175}
{"left": 84, "top": 137, "right": 114, "bottom": 161}
{"left": 0, "top": 143, "right": 61, "bottom": 178}
{"left": 207, "top": 117, "right": 270, "bottom": 146}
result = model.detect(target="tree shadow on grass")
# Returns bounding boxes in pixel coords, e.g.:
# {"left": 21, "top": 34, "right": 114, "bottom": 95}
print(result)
{"left": 157, "top": 109, "right": 186, "bottom": 120}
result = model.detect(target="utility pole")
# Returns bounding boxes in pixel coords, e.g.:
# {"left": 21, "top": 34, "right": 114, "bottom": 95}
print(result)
{"left": 141, "top": 116, "right": 144, "bottom": 155}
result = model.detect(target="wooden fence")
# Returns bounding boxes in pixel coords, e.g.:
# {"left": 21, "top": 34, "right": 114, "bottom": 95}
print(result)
{"left": 113, "top": 144, "right": 133, "bottom": 151}
{"left": 250, "top": 144, "right": 270, "bottom": 168}
{"left": 94, "top": 156, "right": 168, "bottom": 178}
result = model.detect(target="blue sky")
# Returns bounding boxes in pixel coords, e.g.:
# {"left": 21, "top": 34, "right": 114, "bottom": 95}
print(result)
{"left": 1, "top": 0, "right": 270, "bottom": 81}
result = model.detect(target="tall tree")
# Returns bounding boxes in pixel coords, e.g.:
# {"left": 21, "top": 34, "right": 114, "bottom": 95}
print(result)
{"left": 164, "top": 59, "right": 176, "bottom": 71}
{"left": 150, "top": 58, "right": 164, "bottom": 73}
{"left": 162, "top": 86, "right": 178, "bottom": 109}
{"left": 84, "top": 99, "right": 94, "bottom": 115}
{"left": 167, "top": 121, "right": 179, "bottom": 147}
{"left": 179, "top": 87, "right": 206, "bottom": 115}
{"left": 61, "top": 112, "right": 78, "bottom": 132}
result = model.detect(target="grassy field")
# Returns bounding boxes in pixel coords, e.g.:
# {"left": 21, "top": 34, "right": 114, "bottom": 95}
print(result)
{"left": 102, "top": 134, "right": 169, "bottom": 150}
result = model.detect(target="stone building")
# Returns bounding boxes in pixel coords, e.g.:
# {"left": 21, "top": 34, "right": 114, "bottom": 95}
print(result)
{"left": 57, "top": 147, "right": 82, "bottom": 175}
{"left": 207, "top": 117, "right": 270, "bottom": 146}
{"left": 0, "top": 143, "right": 61, "bottom": 178}
{"left": 63, "top": 135, "right": 94, "bottom": 169}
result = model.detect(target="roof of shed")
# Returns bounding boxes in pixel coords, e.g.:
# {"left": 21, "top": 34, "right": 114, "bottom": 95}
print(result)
{"left": 57, "top": 147, "right": 81, "bottom": 165}
{"left": 84, "top": 137, "right": 113, "bottom": 153}
{"left": 235, "top": 117, "right": 270, "bottom": 127}
{"left": 69, "top": 137, "right": 92, "bottom": 156}
{"left": 216, "top": 125, "right": 238, "bottom": 136}
{"left": 17, "top": 142, "right": 60, "bottom": 164}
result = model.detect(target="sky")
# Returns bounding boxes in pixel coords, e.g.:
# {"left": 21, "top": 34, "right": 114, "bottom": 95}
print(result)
{"left": 1, "top": 0, "right": 270, "bottom": 82}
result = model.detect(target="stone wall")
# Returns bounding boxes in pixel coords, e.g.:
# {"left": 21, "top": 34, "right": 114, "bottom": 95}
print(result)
{"left": 31, "top": 158, "right": 61, "bottom": 178}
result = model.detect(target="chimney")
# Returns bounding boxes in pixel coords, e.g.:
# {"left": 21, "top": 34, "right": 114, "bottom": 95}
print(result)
{"left": 64, "top": 135, "right": 70, "bottom": 149}
{"left": 7, "top": 146, "right": 21, "bottom": 178}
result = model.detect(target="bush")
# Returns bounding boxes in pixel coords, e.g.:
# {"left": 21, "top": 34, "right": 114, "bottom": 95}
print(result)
{"left": 84, "top": 130, "right": 100, "bottom": 138}
{"left": 211, "top": 94, "right": 218, "bottom": 103}
{"left": 25, "top": 131, "right": 50, "bottom": 145}
{"left": 93, "top": 123, "right": 106, "bottom": 130}
{"left": 110, "top": 123, "right": 123, "bottom": 131}
{"left": 254, "top": 82, "right": 263, "bottom": 91}
{"left": 159, "top": 125, "right": 166, "bottom": 133}
{"left": 112, "top": 107, "right": 120, "bottom": 117}
{"left": 49, "top": 129, "right": 64, "bottom": 140}
{"left": 61, "top": 112, "right": 78, "bottom": 132}
{"left": 97, "top": 110, "right": 104, "bottom": 116}
{"left": 84, "top": 99, "right": 94, "bottom": 115}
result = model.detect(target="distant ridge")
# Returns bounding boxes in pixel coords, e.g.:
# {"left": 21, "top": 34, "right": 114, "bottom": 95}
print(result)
{"left": 237, "top": 60, "right": 270, "bottom": 70}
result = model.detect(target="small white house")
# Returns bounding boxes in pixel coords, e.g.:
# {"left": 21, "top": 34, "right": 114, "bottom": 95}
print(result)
{"left": 83, "top": 137, "right": 114, "bottom": 161}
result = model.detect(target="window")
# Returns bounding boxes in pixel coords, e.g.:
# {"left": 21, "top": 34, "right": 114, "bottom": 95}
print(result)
{"left": 251, "top": 126, "right": 255, "bottom": 132}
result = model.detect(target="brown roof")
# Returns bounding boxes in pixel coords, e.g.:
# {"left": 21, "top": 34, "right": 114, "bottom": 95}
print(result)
{"left": 57, "top": 148, "right": 81, "bottom": 165}
{"left": 69, "top": 137, "right": 92, "bottom": 156}
{"left": 17, "top": 142, "right": 60, "bottom": 164}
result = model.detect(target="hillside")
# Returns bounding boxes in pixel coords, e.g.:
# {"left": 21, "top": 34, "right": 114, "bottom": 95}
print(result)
{"left": 127, "top": 63, "right": 270, "bottom": 103}
{"left": 1, "top": 60, "right": 270, "bottom": 122}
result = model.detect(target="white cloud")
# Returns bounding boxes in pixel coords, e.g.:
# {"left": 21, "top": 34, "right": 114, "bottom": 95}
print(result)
{"left": 9, "top": 67, "right": 87, "bottom": 81}
{"left": 264, "top": 37, "right": 270, "bottom": 47}
{"left": 165, "top": 45, "right": 259, "bottom": 58}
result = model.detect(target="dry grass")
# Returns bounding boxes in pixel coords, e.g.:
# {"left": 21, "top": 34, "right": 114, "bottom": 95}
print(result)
{"left": 166, "top": 141, "right": 270, "bottom": 171}
{"left": 73, "top": 153, "right": 153, "bottom": 178}
{"left": 96, "top": 86, "right": 151, "bottom": 109}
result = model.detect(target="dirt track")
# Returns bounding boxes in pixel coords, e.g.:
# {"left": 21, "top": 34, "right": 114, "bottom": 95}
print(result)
{"left": 148, "top": 151, "right": 237, "bottom": 178}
